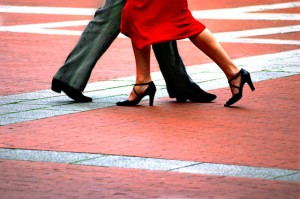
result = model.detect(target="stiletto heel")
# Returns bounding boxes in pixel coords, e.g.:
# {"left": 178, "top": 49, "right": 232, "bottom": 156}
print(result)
{"left": 224, "top": 69, "right": 255, "bottom": 107}
{"left": 51, "top": 78, "right": 92, "bottom": 102}
{"left": 116, "top": 81, "right": 156, "bottom": 106}
{"left": 247, "top": 76, "right": 255, "bottom": 91}
{"left": 149, "top": 92, "right": 155, "bottom": 106}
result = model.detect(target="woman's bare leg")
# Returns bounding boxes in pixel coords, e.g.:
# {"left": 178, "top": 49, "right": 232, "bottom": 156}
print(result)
{"left": 190, "top": 28, "right": 241, "bottom": 95}
{"left": 127, "top": 43, "right": 152, "bottom": 101}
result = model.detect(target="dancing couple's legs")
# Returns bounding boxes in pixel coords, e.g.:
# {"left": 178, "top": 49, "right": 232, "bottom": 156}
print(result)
{"left": 119, "top": 28, "right": 255, "bottom": 106}
{"left": 51, "top": 0, "right": 216, "bottom": 103}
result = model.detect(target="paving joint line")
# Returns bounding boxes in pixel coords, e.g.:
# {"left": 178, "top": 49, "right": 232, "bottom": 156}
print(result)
{"left": 269, "top": 172, "right": 300, "bottom": 181}
{"left": 167, "top": 163, "right": 204, "bottom": 172}
{"left": 69, "top": 156, "right": 106, "bottom": 165}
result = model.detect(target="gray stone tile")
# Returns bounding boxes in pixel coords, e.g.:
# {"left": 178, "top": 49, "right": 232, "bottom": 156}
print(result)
{"left": 0, "top": 148, "right": 10, "bottom": 153}
{"left": 0, "top": 103, "right": 50, "bottom": 114}
{"left": 174, "top": 163, "right": 297, "bottom": 180}
{"left": 0, "top": 117, "right": 35, "bottom": 125}
{"left": 253, "top": 72, "right": 298, "bottom": 81}
{"left": 88, "top": 89, "right": 130, "bottom": 99}
{"left": 0, "top": 148, "right": 298, "bottom": 182}
{"left": 4, "top": 109, "right": 76, "bottom": 119}
{"left": 0, "top": 149, "right": 102, "bottom": 163}
{"left": 45, "top": 103, "right": 105, "bottom": 112}
{"left": 198, "top": 78, "right": 228, "bottom": 90}
{"left": 21, "top": 97, "right": 72, "bottom": 105}
{"left": 190, "top": 73, "right": 225, "bottom": 83}
{"left": 0, "top": 90, "right": 58, "bottom": 101}
{"left": 85, "top": 80, "right": 134, "bottom": 91}
{"left": 0, "top": 98, "right": 23, "bottom": 105}
{"left": 78, "top": 155, "right": 197, "bottom": 171}
{"left": 272, "top": 172, "right": 300, "bottom": 182}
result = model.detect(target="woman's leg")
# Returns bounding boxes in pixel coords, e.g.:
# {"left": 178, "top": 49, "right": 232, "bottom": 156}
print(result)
{"left": 189, "top": 28, "right": 241, "bottom": 95}
{"left": 190, "top": 28, "right": 255, "bottom": 106}
{"left": 127, "top": 43, "right": 152, "bottom": 101}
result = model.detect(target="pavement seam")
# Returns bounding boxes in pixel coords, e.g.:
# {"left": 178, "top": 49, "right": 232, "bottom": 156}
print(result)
{"left": 69, "top": 156, "right": 106, "bottom": 165}
{"left": 166, "top": 163, "right": 204, "bottom": 172}
{"left": 269, "top": 171, "right": 300, "bottom": 180}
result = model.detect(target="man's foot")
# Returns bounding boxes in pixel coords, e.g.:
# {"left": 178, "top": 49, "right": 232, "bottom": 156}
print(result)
{"left": 176, "top": 90, "right": 216, "bottom": 103}
{"left": 51, "top": 78, "right": 92, "bottom": 102}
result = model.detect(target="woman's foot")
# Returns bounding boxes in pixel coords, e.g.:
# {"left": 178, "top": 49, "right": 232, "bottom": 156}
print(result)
{"left": 116, "top": 81, "right": 156, "bottom": 106}
{"left": 224, "top": 69, "right": 255, "bottom": 107}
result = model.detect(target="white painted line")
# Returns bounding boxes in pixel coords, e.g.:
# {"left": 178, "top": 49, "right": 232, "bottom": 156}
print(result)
{"left": 192, "top": 2, "right": 300, "bottom": 20}
{"left": 215, "top": 25, "right": 300, "bottom": 38}
{"left": 1, "top": 3, "right": 299, "bottom": 45}
{"left": 0, "top": 5, "right": 96, "bottom": 15}
{"left": 0, "top": 20, "right": 89, "bottom": 35}
{"left": 1, "top": 22, "right": 299, "bottom": 45}
{"left": 1, "top": 2, "right": 299, "bottom": 20}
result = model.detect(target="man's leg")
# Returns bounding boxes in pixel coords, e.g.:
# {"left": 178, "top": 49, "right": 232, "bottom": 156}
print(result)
{"left": 52, "top": 0, "right": 125, "bottom": 93}
{"left": 153, "top": 41, "right": 216, "bottom": 102}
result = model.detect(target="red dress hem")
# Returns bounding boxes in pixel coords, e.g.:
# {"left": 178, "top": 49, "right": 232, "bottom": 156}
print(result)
{"left": 120, "top": 0, "right": 206, "bottom": 49}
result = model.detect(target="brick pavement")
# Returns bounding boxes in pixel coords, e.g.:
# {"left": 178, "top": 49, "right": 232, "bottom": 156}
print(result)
{"left": 1, "top": 160, "right": 299, "bottom": 199}
{"left": 1, "top": 0, "right": 300, "bottom": 198}
{"left": 1, "top": 75, "right": 300, "bottom": 198}
{"left": 1, "top": 75, "right": 299, "bottom": 169}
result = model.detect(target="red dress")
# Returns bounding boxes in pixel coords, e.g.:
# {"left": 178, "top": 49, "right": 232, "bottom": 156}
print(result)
{"left": 120, "top": 0, "right": 206, "bottom": 49}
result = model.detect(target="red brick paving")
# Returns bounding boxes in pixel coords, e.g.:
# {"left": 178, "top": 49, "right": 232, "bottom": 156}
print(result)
{"left": 1, "top": 13, "right": 92, "bottom": 26}
{"left": 1, "top": 0, "right": 299, "bottom": 197}
{"left": 1, "top": 75, "right": 299, "bottom": 170}
{"left": 1, "top": 160, "right": 299, "bottom": 199}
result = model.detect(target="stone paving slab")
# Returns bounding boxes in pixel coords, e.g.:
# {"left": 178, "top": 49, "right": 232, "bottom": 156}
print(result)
{"left": 174, "top": 163, "right": 299, "bottom": 181}
{"left": 1, "top": 76, "right": 299, "bottom": 171}
{"left": 0, "top": 148, "right": 102, "bottom": 164}
{"left": 0, "top": 160, "right": 299, "bottom": 199}
{"left": 0, "top": 148, "right": 299, "bottom": 182}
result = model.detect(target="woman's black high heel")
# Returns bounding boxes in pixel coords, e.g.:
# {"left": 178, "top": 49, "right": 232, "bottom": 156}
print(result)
{"left": 116, "top": 81, "right": 156, "bottom": 106}
{"left": 224, "top": 69, "right": 255, "bottom": 107}
{"left": 51, "top": 78, "right": 92, "bottom": 102}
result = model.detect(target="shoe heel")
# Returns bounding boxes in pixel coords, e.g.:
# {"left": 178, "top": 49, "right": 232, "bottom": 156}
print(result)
{"left": 51, "top": 78, "right": 62, "bottom": 93}
{"left": 148, "top": 82, "right": 156, "bottom": 106}
{"left": 149, "top": 93, "right": 155, "bottom": 106}
{"left": 247, "top": 76, "right": 255, "bottom": 91}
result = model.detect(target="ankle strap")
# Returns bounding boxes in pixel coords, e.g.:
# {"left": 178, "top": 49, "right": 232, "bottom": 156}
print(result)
{"left": 134, "top": 81, "right": 153, "bottom": 86}
{"left": 132, "top": 81, "right": 153, "bottom": 97}
{"left": 228, "top": 70, "right": 242, "bottom": 83}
